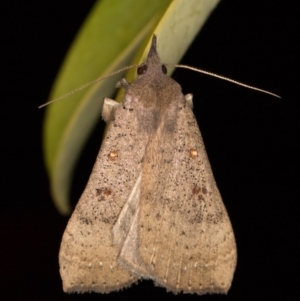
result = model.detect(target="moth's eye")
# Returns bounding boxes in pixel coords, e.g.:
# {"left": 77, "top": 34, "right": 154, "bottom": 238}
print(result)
{"left": 137, "top": 65, "right": 147, "bottom": 75}
{"left": 162, "top": 65, "right": 167, "bottom": 74}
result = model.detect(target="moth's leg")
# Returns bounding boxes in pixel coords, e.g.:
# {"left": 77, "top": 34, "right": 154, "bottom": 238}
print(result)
{"left": 102, "top": 98, "right": 120, "bottom": 122}
{"left": 116, "top": 78, "right": 130, "bottom": 91}
{"left": 185, "top": 93, "right": 193, "bottom": 109}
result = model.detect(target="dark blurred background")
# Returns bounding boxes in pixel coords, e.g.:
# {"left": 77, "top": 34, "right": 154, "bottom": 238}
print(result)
{"left": 1, "top": 0, "right": 298, "bottom": 300}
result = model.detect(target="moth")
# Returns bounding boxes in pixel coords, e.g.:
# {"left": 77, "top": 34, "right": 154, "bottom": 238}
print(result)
{"left": 59, "top": 35, "right": 237, "bottom": 295}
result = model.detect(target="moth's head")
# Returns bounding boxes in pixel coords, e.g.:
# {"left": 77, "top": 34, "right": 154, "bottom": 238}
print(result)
{"left": 137, "top": 34, "right": 167, "bottom": 77}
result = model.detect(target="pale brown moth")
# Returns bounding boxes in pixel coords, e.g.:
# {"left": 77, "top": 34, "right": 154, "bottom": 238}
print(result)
{"left": 59, "top": 35, "right": 237, "bottom": 294}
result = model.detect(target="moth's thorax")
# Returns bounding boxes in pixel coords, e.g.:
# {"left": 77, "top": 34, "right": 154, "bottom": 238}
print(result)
{"left": 121, "top": 74, "right": 184, "bottom": 135}
{"left": 128, "top": 73, "right": 182, "bottom": 108}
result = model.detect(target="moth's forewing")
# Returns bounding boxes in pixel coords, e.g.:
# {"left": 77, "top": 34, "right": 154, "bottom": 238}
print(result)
{"left": 59, "top": 98, "right": 148, "bottom": 292}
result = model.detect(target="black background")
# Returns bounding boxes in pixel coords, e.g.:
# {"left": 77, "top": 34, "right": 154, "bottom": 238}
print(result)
{"left": 2, "top": 0, "right": 298, "bottom": 300}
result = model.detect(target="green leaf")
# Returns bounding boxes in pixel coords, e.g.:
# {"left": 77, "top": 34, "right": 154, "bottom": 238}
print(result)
{"left": 43, "top": 0, "right": 220, "bottom": 215}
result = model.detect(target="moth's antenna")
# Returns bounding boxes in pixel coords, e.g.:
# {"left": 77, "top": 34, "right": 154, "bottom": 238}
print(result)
{"left": 38, "top": 64, "right": 140, "bottom": 109}
{"left": 170, "top": 64, "right": 281, "bottom": 99}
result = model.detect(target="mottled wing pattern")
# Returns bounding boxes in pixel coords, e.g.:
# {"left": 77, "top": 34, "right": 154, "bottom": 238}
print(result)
{"left": 138, "top": 94, "right": 237, "bottom": 294}
{"left": 59, "top": 99, "right": 148, "bottom": 293}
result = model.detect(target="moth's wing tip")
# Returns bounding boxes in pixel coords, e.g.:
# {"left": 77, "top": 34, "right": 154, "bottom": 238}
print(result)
{"left": 61, "top": 279, "right": 138, "bottom": 294}
{"left": 154, "top": 281, "right": 232, "bottom": 295}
